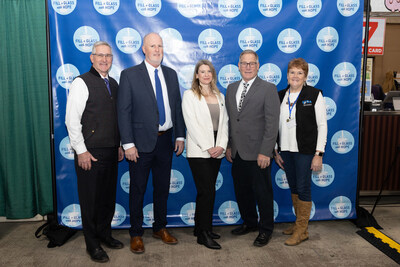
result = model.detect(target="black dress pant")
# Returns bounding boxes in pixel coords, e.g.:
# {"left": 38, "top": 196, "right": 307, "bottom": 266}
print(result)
{"left": 188, "top": 157, "right": 221, "bottom": 233}
{"left": 75, "top": 147, "right": 119, "bottom": 251}
{"left": 232, "top": 153, "right": 274, "bottom": 234}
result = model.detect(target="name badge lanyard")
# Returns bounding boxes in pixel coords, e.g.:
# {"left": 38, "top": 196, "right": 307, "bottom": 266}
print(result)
{"left": 287, "top": 88, "right": 300, "bottom": 122}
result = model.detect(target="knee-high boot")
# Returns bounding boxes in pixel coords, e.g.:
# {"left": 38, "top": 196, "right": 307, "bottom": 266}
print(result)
{"left": 284, "top": 200, "right": 311, "bottom": 246}
{"left": 282, "top": 194, "right": 299, "bottom": 235}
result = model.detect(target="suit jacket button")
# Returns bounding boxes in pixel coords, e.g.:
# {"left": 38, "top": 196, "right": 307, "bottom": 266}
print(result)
{"left": 237, "top": 119, "right": 239, "bottom": 121}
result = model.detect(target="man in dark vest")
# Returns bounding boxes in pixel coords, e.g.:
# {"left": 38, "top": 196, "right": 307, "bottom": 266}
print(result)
{"left": 66, "top": 41, "right": 124, "bottom": 263}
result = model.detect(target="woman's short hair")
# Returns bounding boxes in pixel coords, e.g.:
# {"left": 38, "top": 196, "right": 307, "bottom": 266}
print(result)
{"left": 287, "top": 58, "right": 309, "bottom": 77}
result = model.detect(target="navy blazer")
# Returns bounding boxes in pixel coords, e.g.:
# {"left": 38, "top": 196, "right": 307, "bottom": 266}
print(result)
{"left": 117, "top": 61, "right": 185, "bottom": 153}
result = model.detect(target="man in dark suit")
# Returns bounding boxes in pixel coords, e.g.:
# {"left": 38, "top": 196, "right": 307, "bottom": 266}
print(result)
{"left": 118, "top": 32, "right": 185, "bottom": 254}
{"left": 225, "top": 50, "right": 280, "bottom": 247}
{"left": 65, "top": 41, "right": 124, "bottom": 263}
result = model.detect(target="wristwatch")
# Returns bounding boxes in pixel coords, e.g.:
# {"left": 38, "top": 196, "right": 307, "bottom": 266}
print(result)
{"left": 315, "top": 151, "right": 324, "bottom": 156}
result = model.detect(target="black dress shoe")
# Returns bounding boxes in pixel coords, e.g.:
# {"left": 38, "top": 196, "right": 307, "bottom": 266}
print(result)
{"left": 87, "top": 247, "right": 109, "bottom": 263}
{"left": 194, "top": 230, "right": 220, "bottom": 239}
{"left": 197, "top": 231, "right": 221, "bottom": 250}
{"left": 231, "top": 224, "right": 258, "bottom": 235}
{"left": 102, "top": 237, "right": 124, "bottom": 249}
{"left": 253, "top": 232, "right": 272, "bottom": 247}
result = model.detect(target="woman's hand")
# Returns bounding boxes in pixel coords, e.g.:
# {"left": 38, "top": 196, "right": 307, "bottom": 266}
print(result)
{"left": 274, "top": 150, "right": 285, "bottom": 169}
{"left": 311, "top": 155, "right": 323, "bottom": 172}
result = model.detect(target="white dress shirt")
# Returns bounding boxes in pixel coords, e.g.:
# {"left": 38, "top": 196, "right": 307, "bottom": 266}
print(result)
{"left": 235, "top": 76, "right": 257, "bottom": 109}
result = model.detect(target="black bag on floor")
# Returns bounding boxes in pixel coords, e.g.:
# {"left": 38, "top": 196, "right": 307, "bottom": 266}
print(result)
{"left": 35, "top": 214, "right": 77, "bottom": 248}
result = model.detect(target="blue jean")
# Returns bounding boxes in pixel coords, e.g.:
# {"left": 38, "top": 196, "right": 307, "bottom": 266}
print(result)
{"left": 280, "top": 151, "right": 313, "bottom": 202}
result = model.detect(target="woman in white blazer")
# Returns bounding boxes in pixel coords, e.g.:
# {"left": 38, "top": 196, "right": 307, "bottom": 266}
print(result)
{"left": 182, "top": 60, "right": 229, "bottom": 250}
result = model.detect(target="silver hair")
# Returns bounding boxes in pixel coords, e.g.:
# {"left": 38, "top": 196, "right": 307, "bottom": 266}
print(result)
{"left": 239, "top": 49, "right": 259, "bottom": 63}
{"left": 91, "top": 41, "right": 112, "bottom": 54}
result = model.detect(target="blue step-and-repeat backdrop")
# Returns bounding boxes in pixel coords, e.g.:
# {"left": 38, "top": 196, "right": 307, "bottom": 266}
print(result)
{"left": 48, "top": 0, "right": 363, "bottom": 229}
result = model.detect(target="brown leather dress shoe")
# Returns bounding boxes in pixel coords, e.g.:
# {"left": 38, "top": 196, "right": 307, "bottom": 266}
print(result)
{"left": 152, "top": 228, "right": 178, "bottom": 244}
{"left": 130, "top": 236, "right": 145, "bottom": 253}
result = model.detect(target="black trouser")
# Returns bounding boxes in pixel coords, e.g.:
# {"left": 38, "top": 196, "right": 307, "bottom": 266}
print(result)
{"left": 75, "top": 147, "right": 119, "bottom": 251}
{"left": 188, "top": 157, "right": 222, "bottom": 233}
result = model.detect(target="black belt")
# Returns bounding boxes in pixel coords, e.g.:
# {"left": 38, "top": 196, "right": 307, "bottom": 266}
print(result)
{"left": 158, "top": 128, "right": 172, "bottom": 136}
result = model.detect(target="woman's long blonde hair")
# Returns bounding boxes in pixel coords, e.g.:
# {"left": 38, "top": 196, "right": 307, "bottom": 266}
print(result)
{"left": 191, "top": 60, "right": 220, "bottom": 99}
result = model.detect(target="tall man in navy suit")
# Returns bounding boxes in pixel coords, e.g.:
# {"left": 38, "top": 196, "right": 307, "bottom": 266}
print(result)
{"left": 118, "top": 33, "right": 185, "bottom": 254}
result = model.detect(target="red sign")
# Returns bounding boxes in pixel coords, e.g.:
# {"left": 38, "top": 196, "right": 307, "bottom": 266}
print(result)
{"left": 362, "top": 18, "right": 386, "bottom": 55}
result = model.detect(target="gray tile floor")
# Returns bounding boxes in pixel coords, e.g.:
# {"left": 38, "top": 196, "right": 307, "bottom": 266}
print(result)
{"left": 0, "top": 197, "right": 399, "bottom": 266}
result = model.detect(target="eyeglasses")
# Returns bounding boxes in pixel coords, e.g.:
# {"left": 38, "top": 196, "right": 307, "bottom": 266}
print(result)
{"left": 92, "top": 53, "right": 113, "bottom": 58}
{"left": 239, "top": 62, "right": 257, "bottom": 68}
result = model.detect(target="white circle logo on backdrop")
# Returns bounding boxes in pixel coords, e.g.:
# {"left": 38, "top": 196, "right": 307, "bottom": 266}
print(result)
{"left": 198, "top": 29, "right": 223, "bottom": 54}
{"left": 116, "top": 28, "right": 142, "bottom": 54}
{"left": 218, "top": 64, "right": 241, "bottom": 89}
{"left": 258, "top": 63, "right": 282, "bottom": 86}
{"left": 316, "top": 26, "right": 339, "bottom": 52}
{"left": 109, "top": 64, "right": 122, "bottom": 84}
{"left": 312, "top": 164, "right": 335, "bottom": 187}
{"left": 159, "top": 28, "right": 183, "bottom": 54}
{"left": 331, "top": 130, "right": 355, "bottom": 154}
{"left": 277, "top": 28, "right": 302, "bottom": 53}
{"left": 111, "top": 204, "right": 127, "bottom": 226}
{"left": 178, "top": 65, "right": 196, "bottom": 90}
{"left": 332, "top": 62, "right": 357, "bottom": 87}
{"left": 182, "top": 139, "right": 187, "bottom": 158}
{"left": 59, "top": 136, "right": 74, "bottom": 160}
{"left": 73, "top": 26, "right": 100, "bottom": 53}
{"left": 297, "top": 0, "right": 322, "bottom": 18}
{"left": 273, "top": 200, "right": 279, "bottom": 220}
{"left": 238, "top": 28, "right": 263, "bottom": 51}
{"left": 177, "top": 0, "right": 205, "bottom": 18}
{"left": 136, "top": 0, "right": 162, "bottom": 17}
{"left": 324, "top": 97, "right": 337, "bottom": 120}
{"left": 218, "top": 0, "right": 243, "bottom": 18}
{"left": 180, "top": 202, "right": 196, "bottom": 225}
{"left": 120, "top": 171, "right": 130, "bottom": 194}
{"left": 292, "top": 201, "right": 315, "bottom": 219}
{"left": 93, "top": 0, "right": 120, "bottom": 15}
{"left": 275, "top": 169, "right": 289, "bottom": 189}
{"left": 258, "top": 0, "right": 282, "bottom": 17}
{"left": 215, "top": 172, "right": 224, "bottom": 191}
{"left": 329, "top": 196, "right": 352, "bottom": 218}
{"left": 337, "top": 0, "right": 359, "bottom": 17}
{"left": 218, "top": 201, "right": 240, "bottom": 224}
{"left": 61, "top": 204, "right": 81, "bottom": 227}
{"left": 56, "top": 64, "right": 80, "bottom": 89}
{"left": 306, "top": 63, "right": 320, "bottom": 87}
{"left": 169, "top": 169, "right": 185, "bottom": 194}
{"left": 51, "top": 0, "right": 77, "bottom": 15}
{"left": 143, "top": 203, "right": 154, "bottom": 226}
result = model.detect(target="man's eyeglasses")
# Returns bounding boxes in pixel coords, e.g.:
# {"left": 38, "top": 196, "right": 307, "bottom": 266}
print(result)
{"left": 239, "top": 62, "right": 257, "bottom": 68}
{"left": 92, "top": 53, "right": 113, "bottom": 58}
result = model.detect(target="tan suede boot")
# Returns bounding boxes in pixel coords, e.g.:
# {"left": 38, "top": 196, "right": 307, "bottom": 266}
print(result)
{"left": 284, "top": 200, "right": 312, "bottom": 246}
{"left": 282, "top": 194, "right": 299, "bottom": 235}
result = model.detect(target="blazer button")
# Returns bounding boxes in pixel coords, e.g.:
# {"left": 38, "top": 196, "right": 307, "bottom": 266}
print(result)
{"left": 237, "top": 119, "right": 239, "bottom": 122}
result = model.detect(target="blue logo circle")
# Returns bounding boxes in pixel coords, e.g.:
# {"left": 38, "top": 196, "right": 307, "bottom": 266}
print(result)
{"left": 109, "top": 64, "right": 122, "bottom": 84}
{"left": 116, "top": 28, "right": 142, "bottom": 54}
{"left": 59, "top": 136, "right": 74, "bottom": 160}
{"left": 238, "top": 28, "right": 263, "bottom": 52}
{"left": 331, "top": 130, "right": 355, "bottom": 154}
{"left": 73, "top": 26, "right": 100, "bottom": 53}
{"left": 112, "top": 203, "right": 127, "bottom": 226}
{"left": 93, "top": 0, "right": 120, "bottom": 15}
{"left": 180, "top": 202, "right": 196, "bottom": 225}
{"left": 170, "top": 169, "right": 185, "bottom": 194}
{"left": 218, "top": 64, "right": 241, "bottom": 89}
{"left": 306, "top": 63, "right": 320, "bottom": 87}
{"left": 198, "top": 29, "right": 223, "bottom": 54}
{"left": 332, "top": 62, "right": 357, "bottom": 87}
{"left": 329, "top": 196, "right": 352, "bottom": 218}
{"left": 259, "top": 63, "right": 282, "bottom": 86}
{"left": 143, "top": 203, "right": 154, "bottom": 226}
{"left": 120, "top": 171, "right": 130, "bottom": 194}
{"left": 218, "top": 0, "right": 243, "bottom": 18}
{"left": 297, "top": 0, "right": 322, "bottom": 18}
{"left": 56, "top": 64, "right": 80, "bottom": 89}
{"left": 136, "top": 0, "right": 162, "bottom": 17}
{"left": 215, "top": 172, "right": 223, "bottom": 191}
{"left": 61, "top": 204, "right": 81, "bottom": 227}
{"left": 159, "top": 28, "right": 183, "bottom": 54}
{"left": 218, "top": 200, "right": 241, "bottom": 224}
{"left": 275, "top": 169, "right": 289, "bottom": 189}
{"left": 316, "top": 27, "right": 339, "bottom": 52}
{"left": 182, "top": 139, "right": 187, "bottom": 158}
{"left": 273, "top": 200, "right": 279, "bottom": 220}
{"left": 51, "top": 0, "right": 77, "bottom": 15}
{"left": 324, "top": 97, "right": 337, "bottom": 120}
{"left": 258, "top": 0, "right": 282, "bottom": 17}
{"left": 312, "top": 164, "right": 335, "bottom": 187}
{"left": 178, "top": 65, "right": 196, "bottom": 90}
{"left": 277, "top": 28, "right": 302, "bottom": 54}
{"left": 337, "top": 0, "right": 359, "bottom": 17}
{"left": 177, "top": 0, "right": 205, "bottom": 18}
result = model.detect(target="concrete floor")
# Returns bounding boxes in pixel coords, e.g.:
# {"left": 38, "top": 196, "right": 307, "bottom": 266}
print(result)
{"left": 0, "top": 198, "right": 399, "bottom": 267}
